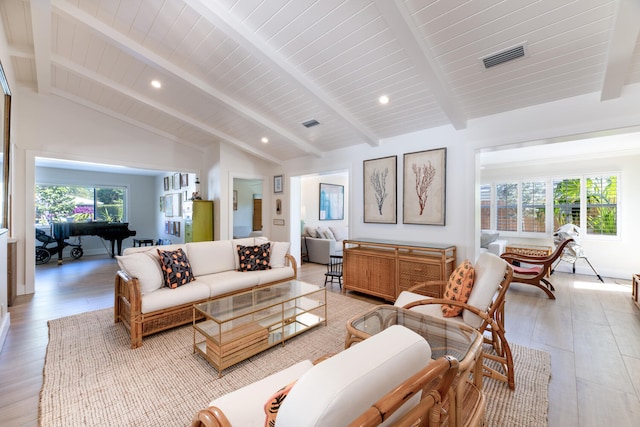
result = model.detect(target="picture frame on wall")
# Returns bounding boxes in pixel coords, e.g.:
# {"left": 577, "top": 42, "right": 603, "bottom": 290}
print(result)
{"left": 319, "top": 183, "right": 344, "bottom": 221}
{"left": 274, "top": 175, "right": 283, "bottom": 193}
{"left": 363, "top": 155, "right": 397, "bottom": 224}
{"left": 172, "top": 193, "right": 181, "bottom": 217}
{"left": 403, "top": 147, "right": 446, "bottom": 226}
{"left": 164, "top": 194, "right": 173, "bottom": 217}
{"left": 233, "top": 190, "right": 238, "bottom": 211}
{"left": 180, "top": 173, "right": 189, "bottom": 188}
{"left": 173, "top": 173, "right": 181, "bottom": 189}
{"left": 163, "top": 176, "right": 170, "bottom": 191}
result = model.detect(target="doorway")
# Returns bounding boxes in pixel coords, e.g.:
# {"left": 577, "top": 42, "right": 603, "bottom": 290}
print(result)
{"left": 232, "top": 177, "right": 263, "bottom": 238}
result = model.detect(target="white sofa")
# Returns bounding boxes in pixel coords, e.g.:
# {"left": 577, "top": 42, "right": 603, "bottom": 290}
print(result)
{"left": 114, "top": 237, "right": 296, "bottom": 348}
{"left": 480, "top": 231, "right": 507, "bottom": 256}
{"left": 302, "top": 225, "right": 348, "bottom": 264}
{"left": 192, "top": 325, "right": 448, "bottom": 427}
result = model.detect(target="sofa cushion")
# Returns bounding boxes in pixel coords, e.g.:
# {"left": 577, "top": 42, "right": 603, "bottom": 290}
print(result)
{"left": 480, "top": 232, "right": 500, "bottom": 249}
{"left": 197, "top": 270, "right": 262, "bottom": 298}
{"left": 269, "top": 242, "right": 290, "bottom": 268}
{"left": 442, "top": 259, "right": 475, "bottom": 317}
{"left": 140, "top": 281, "right": 210, "bottom": 313}
{"left": 256, "top": 266, "right": 295, "bottom": 286}
{"left": 233, "top": 238, "right": 258, "bottom": 269}
{"left": 186, "top": 240, "right": 235, "bottom": 276}
{"left": 116, "top": 252, "right": 164, "bottom": 294}
{"left": 157, "top": 248, "right": 195, "bottom": 288}
{"left": 329, "top": 226, "right": 347, "bottom": 241}
{"left": 208, "top": 360, "right": 313, "bottom": 427}
{"left": 238, "top": 243, "right": 272, "bottom": 272}
{"left": 276, "top": 325, "right": 431, "bottom": 427}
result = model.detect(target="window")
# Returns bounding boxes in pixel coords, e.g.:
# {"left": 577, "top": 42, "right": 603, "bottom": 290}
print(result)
{"left": 586, "top": 175, "right": 617, "bottom": 235}
{"left": 522, "top": 181, "right": 546, "bottom": 233}
{"left": 36, "top": 185, "right": 127, "bottom": 225}
{"left": 496, "top": 183, "right": 517, "bottom": 232}
{"left": 482, "top": 174, "right": 619, "bottom": 238}
{"left": 553, "top": 178, "right": 580, "bottom": 231}
{"left": 480, "top": 184, "right": 491, "bottom": 230}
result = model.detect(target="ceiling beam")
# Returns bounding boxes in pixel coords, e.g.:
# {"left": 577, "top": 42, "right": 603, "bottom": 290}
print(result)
{"left": 54, "top": 55, "right": 284, "bottom": 164}
{"left": 373, "top": 0, "right": 467, "bottom": 130}
{"left": 51, "top": 0, "right": 322, "bottom": 158}
{"left": 601, "top": 0, "right": 640, "bottom": 101}
{"left": 184, "top": 0, "right": 380, "bottom": 147}
{"left": 30, "top": 0, "right": 52, "bottom": 94}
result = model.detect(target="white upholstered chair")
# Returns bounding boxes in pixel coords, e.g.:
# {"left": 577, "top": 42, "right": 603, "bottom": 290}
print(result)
{"left": 394, "top": 252, "right": 515, "bottom": 389}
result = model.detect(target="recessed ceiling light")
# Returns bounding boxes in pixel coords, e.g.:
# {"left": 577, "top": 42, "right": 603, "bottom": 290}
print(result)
{"left": 150, "top": 80, "right": 162, "bottom": 89}
{"left": 379, "top": 95, "right": 389, "bottom": 105}
{"left": 261, "top": 137, "right": 269, "bottom": 143}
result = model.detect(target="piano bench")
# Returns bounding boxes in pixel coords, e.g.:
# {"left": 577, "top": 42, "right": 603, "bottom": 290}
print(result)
{"left": 133, "top": 238, "right": 155, "bottom": 247}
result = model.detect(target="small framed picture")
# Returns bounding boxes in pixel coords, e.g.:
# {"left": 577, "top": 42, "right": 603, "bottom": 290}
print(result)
{"left": 274, "top": 175, "right": 283, "bottom": 193}
{"left": 180, "top": 173, "right": 189, "bottom": 188}
{"left": 163, "top": 176, "right": 170, "bottom": 191}
{"left": 173, "top": 173, "right": 181, "bottom": 189}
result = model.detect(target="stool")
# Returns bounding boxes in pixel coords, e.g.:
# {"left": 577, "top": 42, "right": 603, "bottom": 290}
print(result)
{"left": 133, "top": 238, "right": 155, "bottom": 247}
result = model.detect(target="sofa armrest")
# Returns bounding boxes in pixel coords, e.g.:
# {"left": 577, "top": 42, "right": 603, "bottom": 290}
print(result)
{"left": 114, "top": 270, "right": 144, "bottom": 348}
{"left": 304, "top": 237, "right": 336, "bottom": 264}
{"left": 284, "top": 253, "right": 298, "bottom": 277}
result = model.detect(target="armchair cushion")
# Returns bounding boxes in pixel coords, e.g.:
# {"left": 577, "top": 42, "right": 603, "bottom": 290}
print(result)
{"left": 442, "top": 259, "right": 475, "bottom": 317}
{"left": 276, "top": 325, "right": 432, "bottom": 426}
{"left": 463, "top": 252, "right": 508, "bottom": 328}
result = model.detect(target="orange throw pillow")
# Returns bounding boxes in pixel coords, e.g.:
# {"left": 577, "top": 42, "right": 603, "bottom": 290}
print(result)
{"left": 441, "top": 260, "right": 475, "bottom": 317}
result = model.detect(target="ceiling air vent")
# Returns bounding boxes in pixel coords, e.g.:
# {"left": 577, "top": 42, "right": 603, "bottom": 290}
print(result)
{"left": 302, "top": 119, "right": 320, "bottom": 128}
{"left": 482, "top": 45, "right": 526, "bottom": 69}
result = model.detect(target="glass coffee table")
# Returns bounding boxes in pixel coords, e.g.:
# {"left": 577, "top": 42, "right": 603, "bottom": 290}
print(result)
{"left": 345, "top": 305, "right": 484, "bottom": 427}
{"left": 193, "top": 280, "right": 326, "bottom": 377}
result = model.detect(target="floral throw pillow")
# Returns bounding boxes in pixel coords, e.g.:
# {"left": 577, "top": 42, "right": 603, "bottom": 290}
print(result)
{"left": 237, "top": 243, "right": 271, "bottom": 272}
{"left": 264, "top": 380, "right": 297, "bottom": 427}
{"left": 157, "top": 248, "right": 195, "bottom": 289}
{"left": 441, "top": 259, "right": 475, "bottom": 317}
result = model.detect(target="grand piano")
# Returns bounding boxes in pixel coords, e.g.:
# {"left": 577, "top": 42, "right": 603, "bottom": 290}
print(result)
{"left": 52, "top": 222, "right": 136, "bottom": 263}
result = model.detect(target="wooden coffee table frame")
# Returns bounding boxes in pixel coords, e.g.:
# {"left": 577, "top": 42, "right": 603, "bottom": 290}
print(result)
{"left": 193, "top": 280, "right": 327, "bottom": 377}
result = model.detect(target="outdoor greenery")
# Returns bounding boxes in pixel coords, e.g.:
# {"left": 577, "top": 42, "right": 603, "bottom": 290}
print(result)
{"left": 35, "top": 185, "right": 125, "bottom": 225}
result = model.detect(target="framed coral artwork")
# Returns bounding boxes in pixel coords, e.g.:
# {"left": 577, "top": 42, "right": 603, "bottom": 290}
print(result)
{"left": 363, "top": 155, "right": 396, "bottom": 224}
{"left": 403, "top": 148, "right": 446, "bottom": 225}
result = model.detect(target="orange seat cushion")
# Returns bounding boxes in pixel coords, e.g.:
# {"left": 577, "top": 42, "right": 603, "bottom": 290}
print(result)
{"left": 442, "top": 260, "right": 475, "bottom": 317}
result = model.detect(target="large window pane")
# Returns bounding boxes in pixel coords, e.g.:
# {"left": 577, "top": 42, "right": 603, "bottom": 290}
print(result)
{"left": 522, "top": 181, "right": 546, "bottom": 233}
{"left": 35, "top": 184, "right": 126, "bottom": 225}
{"left": 553, "top": 178, "right": 580, "bottom": 230}
{"left": 496, "top": 183, "right": 517, "bottom": 232}
{"left": 586, "top": 176, "right": 617, "bottom": 235}
{"left": 480, "top": 184, "right": 491, "bottom": 230}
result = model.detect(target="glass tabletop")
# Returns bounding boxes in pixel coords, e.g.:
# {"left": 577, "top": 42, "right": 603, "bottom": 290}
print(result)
{"left": 348, "top": 305, "right": 479, "bottom": 361}
{"left": 194, "top": 280, "right": 323, "bottom": 322}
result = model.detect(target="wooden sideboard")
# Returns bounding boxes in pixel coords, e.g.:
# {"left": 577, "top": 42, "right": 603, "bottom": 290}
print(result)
{"left": 342, "top": 238, "right": 457, "bottom": 302}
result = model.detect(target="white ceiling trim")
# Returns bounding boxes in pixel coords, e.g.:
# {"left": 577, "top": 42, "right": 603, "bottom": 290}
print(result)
{"left": 30, "top": 0, "right": 52, "bottom": 94}
{"left": 51, "top": 0, "right": 322, "bottom": 159}
{"left": 53, "top": 55, "right": 283, "bottom": 164}
{"left": 185, "top": 0, "right": 381, "bottom": 147}
{"left": 601, "top": 0, "right": 640, "bottom": 100}
{"left": 373, "top": 0, "right": 467, "bottom": 130}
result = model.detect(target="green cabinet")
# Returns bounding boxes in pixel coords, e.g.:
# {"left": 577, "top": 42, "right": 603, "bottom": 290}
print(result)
{"left": 184, "top": 200, "right": 213, "bottom": 242}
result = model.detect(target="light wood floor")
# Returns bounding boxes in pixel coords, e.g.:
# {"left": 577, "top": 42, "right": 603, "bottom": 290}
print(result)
{"left": 1, "top": 255, "right": 639, "bottom": 426}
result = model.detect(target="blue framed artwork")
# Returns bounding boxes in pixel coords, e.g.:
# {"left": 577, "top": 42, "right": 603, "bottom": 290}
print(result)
{"left": 319, "top": 183, "right": 344, "bottom": 220}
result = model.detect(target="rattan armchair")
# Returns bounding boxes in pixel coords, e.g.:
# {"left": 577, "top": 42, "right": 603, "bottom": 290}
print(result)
{"left": 395, "top": 252, "right": 515, "bottom": 390}
{"left": 500, "top": 238, "right": 574, "bottom": 299}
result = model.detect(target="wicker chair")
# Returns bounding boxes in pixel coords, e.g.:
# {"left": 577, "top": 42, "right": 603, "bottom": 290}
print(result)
{"left": 500, "top": 238, "right": 574, "bottom": 299}
{"left": 395, "top": 252, "right": 515, "bottom": 390}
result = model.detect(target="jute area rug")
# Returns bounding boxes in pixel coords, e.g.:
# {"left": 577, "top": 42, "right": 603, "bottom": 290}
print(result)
{"left": 39, "top": 292, "right": 550, "bottom": 426}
